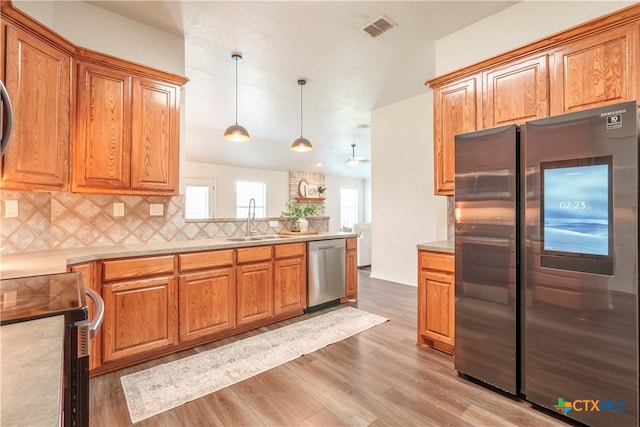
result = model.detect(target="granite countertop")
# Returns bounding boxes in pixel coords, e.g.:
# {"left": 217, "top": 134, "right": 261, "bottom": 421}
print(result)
{"left": 417, "top": 240, "right": 454, "bottom": 253}
{"left": 0, "top": 315, "right": 64, "bottom": 427}
{"left": 0, "top": 232, "right": 356, "bottom": 280}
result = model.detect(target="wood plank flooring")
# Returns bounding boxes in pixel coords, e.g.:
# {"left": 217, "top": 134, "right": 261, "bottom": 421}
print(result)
{"left": 89, "top": 268, "right": 577, "bottom": 426}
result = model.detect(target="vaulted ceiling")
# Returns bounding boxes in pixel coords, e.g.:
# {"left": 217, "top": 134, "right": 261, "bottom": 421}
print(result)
{"left": 87, "top": 1, "right": 518, "bottom": 179}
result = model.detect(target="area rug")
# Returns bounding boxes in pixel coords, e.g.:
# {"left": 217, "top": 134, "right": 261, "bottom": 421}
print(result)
{"left": 120, "top": 306, "right": 388, "bottom": 423}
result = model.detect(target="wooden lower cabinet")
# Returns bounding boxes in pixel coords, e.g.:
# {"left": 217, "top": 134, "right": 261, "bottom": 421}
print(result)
{"left": 102, "top": 276, "right": 178, "bottom": 363}
{"left": 236, "top": 246, "right": 274, "bottom": 326}
{"left": 417, "top": 250, "right": 455, "bottom": 355}
{"left": 101, "top": 255, "right": 178, "bottom": 363}
{"left": 274, "top": 243, "right": 306, "bottom": 315}
{"left": 178, "top": 250, "right": 236, "bottom": 342}
{"left": 68, "top": 261, "right": 102, "bottom": 371}
{"left": 345, "top": 237, "right": 358, "bottom": 300}
{"left": 77, "top": 240, "right": 344, "bottom": 374}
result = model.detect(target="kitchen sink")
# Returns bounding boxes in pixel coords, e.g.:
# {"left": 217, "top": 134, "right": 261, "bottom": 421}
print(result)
{"left": 226, "top": 237, "right": 264, "bottom": 242}
{"left": 225, "top": 235, "right": 290, "bottom": 242}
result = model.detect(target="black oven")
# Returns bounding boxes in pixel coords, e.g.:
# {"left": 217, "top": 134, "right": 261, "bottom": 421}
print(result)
{"left": 0, "top": 272, "right": 104, "bottom": 426}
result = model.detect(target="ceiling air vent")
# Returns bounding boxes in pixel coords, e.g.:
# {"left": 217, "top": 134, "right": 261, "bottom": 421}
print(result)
{"left": 362, "top": 15, "right": 396, "bottom": 38}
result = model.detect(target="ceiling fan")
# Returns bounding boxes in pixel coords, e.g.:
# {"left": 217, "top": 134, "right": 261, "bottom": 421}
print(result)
{"left": 347, "top": 143, "right": 370, "bottom": 165}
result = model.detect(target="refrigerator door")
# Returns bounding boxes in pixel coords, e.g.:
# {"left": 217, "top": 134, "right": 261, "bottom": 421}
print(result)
{"left": 454, "top": 124, "right": 518, "bottom": 394}
{"left": 522, "top": 101, "right": 638, "bottom": 426}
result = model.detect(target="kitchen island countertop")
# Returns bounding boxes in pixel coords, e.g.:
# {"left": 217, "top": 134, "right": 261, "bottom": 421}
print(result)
{"left": 0, "top": 232, "right": 356, "bottom": 280}
{"left": 417, "top": 240, "right": 454, "bottom": 253}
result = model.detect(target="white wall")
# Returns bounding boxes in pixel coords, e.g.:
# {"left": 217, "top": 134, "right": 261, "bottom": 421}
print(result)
{"left": 371, "top": 92, "right": 448, "bottom": 286}
{"left": 14, "top": 0, "right": 185, "bottom": 75}
{"left": 323, "top": 176, "right": 368, "bottom": 232}
{"left": 435, "top": 1, "right": 635, "bottom": 76}
{"left": 185, "top": 161, "right": 366, "bottom": 224}
{"left": 185, "top": 162, "right": 289, "bottom": 218}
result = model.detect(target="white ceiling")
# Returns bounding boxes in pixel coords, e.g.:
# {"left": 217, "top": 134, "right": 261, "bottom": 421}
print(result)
{"left": 87, "top": 1, "right": 518, "bottom": 180}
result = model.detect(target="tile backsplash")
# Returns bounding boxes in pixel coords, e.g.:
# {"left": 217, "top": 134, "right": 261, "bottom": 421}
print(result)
{"left": 0, "top": 191, "right": 328, "bottom": 254}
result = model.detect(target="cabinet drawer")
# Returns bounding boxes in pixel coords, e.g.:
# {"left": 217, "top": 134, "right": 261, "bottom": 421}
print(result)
{"left": 420, "top": 251, "right": 454, "bottom": 273}
{"left": 178, "top": 250, "right": 234, "bottom": 272}
{"left": 346, "top": 237, "right": 357, "bottom": 250}
{"left": 237, "top": 246, "right": 272, "bottom": 264}
{"left": 103, "top": 255, "right": 175, "bottom": 281}
{"left": 274, "top": 242, "right": 305, "bottom": 259}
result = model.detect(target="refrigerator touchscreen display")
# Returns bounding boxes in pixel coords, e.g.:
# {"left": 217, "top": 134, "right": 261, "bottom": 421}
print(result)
{"left": 540, "top": 156, "right": 613, "bottom": 274}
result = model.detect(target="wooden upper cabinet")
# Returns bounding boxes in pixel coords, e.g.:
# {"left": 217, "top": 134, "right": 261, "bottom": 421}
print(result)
{"left": 73, "top": 64, "right": 180, "bottom": 195}
{"left": 1, "top": 24, "right": 70, "bottom": 191}
{"left": 482, "top": 55, "right": 549, "bottom": 128}
{"left": 549, "top": 23, "right": 639, "bottom": 115}
{"left": 73, "top": 63, "right": 131, "bottom": 191}
{"left": 433, "top": 76, "right": 479, "bottom": 195}
{"left": 428, "top": 4, "right": 640, "bottom": 196}
{"left": 1, "top": 1, "right": 187, "bottom": 196}
{"left": 130, "top": 78, "right": 179, "bottom": 193}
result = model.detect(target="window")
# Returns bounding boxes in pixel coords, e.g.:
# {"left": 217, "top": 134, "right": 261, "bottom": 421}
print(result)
{"left": 236, "top": 181, "right": 266, "bottom": 218}
{"left": 340, "top": 188, "right": 358, "bottom": 231}
{"left": 184, "top": 178, "right": 216, "bottom": 219}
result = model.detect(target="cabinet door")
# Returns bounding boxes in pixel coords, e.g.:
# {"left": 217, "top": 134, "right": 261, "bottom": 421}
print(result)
{"left": 102, "top": 275, "right": 178, "bottom": 362}
{"left": 345, "top": 238, "right": 358, "bottom": 300}
{"left": 130, "top": 78, "right": 179, "bottom": 194}
{"left": 483, "top": 55, "right": 549, "bottom": 128}
{"left": 179, "top": 267, "right": 236, "bottom": 342}
{"left": 1, "top": 25, "right": 70, "bottom": 191}
{"left": 420, "top": 270, "right": 454, "bottom": 347}
{"left": 236, "top": 262, "right": 274, "bottom": 326}
{"left": 74, "top": 63, "right": 131, "bottom": 192}
{"left": 433, "top": 76, "right": 479, "bottom": 196}
{"left": 68, "top": 262, "right": 102, "bottom": 371}
{"left": 550, "top": 23, "right": 639, "bottom": 115}
{"left": 274, "top": 256, "right": 305, "bottom": 315}
{"left": 417, "top": 251, "right": 455, "bottom": 354}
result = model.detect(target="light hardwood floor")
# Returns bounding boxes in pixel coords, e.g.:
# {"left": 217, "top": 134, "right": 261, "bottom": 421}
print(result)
{"left": 89, "top": 268, "right": 576, "bottom": 426}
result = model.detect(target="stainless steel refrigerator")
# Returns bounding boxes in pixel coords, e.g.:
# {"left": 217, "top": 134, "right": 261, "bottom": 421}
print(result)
{"left": 454, "top": 100, "right": 639, "bottom": 426}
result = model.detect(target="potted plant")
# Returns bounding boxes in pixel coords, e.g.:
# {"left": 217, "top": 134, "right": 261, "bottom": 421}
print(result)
{"left": 317, "top": 185, "right": 326, "bottom": 197}
{"left": 281, "top": 200, "right": 319, "bottom": 232}
{"left": 281, "top": 199, "right": 304, "bottom": 231}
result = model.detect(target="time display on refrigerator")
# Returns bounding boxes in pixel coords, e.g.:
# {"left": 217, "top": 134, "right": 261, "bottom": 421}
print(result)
{"left": 558, "top": 201, "right": 590, "bottom": 209}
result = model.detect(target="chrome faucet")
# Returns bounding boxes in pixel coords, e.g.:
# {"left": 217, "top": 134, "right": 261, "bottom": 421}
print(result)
{"left": 246, "top": 198, "right": 257, "bottom": 237}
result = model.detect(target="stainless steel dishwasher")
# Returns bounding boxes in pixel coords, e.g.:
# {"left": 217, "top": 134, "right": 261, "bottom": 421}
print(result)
{"left": 306, "top": 238, "right": 346, "bottom": 311}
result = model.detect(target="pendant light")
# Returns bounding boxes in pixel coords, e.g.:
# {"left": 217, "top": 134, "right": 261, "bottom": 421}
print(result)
{"left": 224, "top": 53, "right": 250, "bottom": 142}
{"left": 291, "top": 79, "right": 312, "bottom": 152}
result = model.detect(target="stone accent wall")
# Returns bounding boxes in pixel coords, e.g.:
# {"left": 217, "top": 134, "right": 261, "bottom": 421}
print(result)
{"left": 289, "top": 170, "right": 325, "bottom": 199}
{"left": 0, "top": 191, "right": 328, "bottom": 254}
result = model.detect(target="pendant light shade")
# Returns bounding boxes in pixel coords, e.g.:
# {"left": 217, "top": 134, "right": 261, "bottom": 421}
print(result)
{"left": 291, "top": 79, "right": 312, "bottom": 152}
{"left": 224, "top": 53, "right": 250, "bottom": 142}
